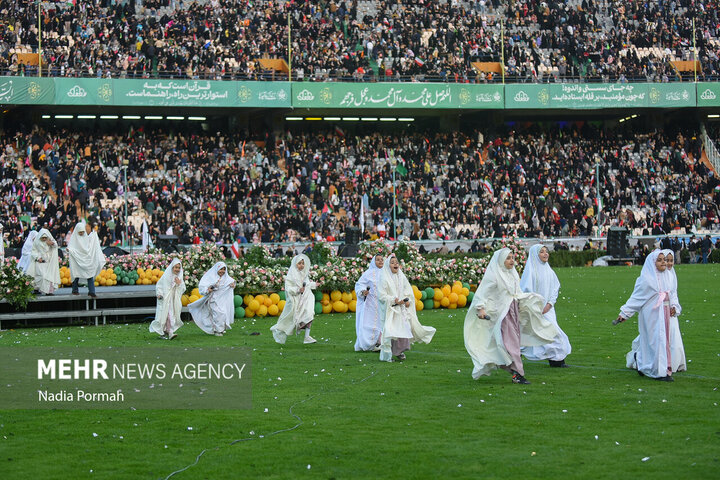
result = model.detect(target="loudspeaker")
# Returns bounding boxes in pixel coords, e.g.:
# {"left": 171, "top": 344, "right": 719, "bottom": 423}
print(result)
{"left": 345, "top": 226, "right": 361, "bottom": 245}
{"left": 607, "top": 227, "right": 629, "bottom": 258}
{"left": 157, "top": 234, "right": 179, "bottom": 253}
{"left": 103, "top": 246, "right": 129, "bottom": 257}
{"left": 338, "top": 244, "right": 359, "bottom": 258}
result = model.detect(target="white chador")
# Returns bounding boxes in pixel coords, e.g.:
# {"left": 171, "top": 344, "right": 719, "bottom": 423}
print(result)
{"left": 464, "top": 248, "right": 559, "bottom": 379}
{"left": 189, "top": 262, "right": 235, "bottom": 335}
{"left": 620, "top": 250, "right": 678, "bottom": 378}
{"left": 519, "top": 244, "right": 572, "bottom": 363}
{"left": 270, "top": 254, "right": 318, "bottom": 344}
{"left": 149, "top": 259, "right": 186, "bottom": 338}
{"left": 18, "top": 230, "right": 39, "bottom": 273}
{"left": 0, "top": 223, "right": 4, "bottom": 261}
{"left": 26, "top": 229, "right": 61, "bottom": 294}
{"left": 67, "top": 221, "right": 106, "bottom": 280}
{"left": 661, "top": 249, "right": 686, "bottom": 372}
{"left": 377, "top": 254, "right": 435, "bottom": 362}
{"left": 623, "top": 250, "right": 685, "bottom": 376}
{"left": 354, "top": 255, "right": 385, "bottom": 351}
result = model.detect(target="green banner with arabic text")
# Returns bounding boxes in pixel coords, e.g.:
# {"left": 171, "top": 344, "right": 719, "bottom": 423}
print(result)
{"left": 505, "top": 83, "right": 695, "bottom": 109}
{"left": 291, "top": 83, "right": 504, "bottom": 109}
{"left": 0, "top": 77, "right": 708, "bottom": 110}
{"left": 0, "top": 77, "right": 55, "bottom": 104}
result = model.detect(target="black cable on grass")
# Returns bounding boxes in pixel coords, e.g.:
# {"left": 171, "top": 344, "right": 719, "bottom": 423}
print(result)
{"left": 161, "top": 371, "right": 378, "bottom": 480}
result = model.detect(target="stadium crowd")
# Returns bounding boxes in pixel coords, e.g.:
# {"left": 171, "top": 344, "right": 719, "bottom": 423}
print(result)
{"left": 0, "top": 0, "right": 719, "bottom": 82}
{"left": 1, "top": 121, "right": 718, "bottom": 250}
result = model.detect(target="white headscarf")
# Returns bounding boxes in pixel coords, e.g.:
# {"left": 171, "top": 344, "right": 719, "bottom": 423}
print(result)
{"left": 469, "top": 248, "right": 520, "bottom": 316}
{"left": 286, "top": 254, "right": 311, "bottom": 289}
{"left": 27, "top": 228, "right": 61, "bottom": 286}
{"left": 197, "top": 261, "right": 234, "bottom": 294}
{"left": 640, "top": 250, "right": 667, "bottom": 294}
{"left": 156, "top": 258, "right": 186, "bottom": 297}
{"left": 520, "top": 244, "right": 560, "bottom": 304}
{"left": 357, "top": 255, "right": 383, "bottom": 293}
{"left": 380, "top": 253, "right": 413, "bottom": 303}
{"left": 18, "top": 230, "right": 39, "bottom": 272}
{"left": 620, "top": 250, "right": 668, "bottom": 319}
{"left": 67, "top": 221, "right": 106, "bottom": 279}
{"left": 661, "top": 248, "right": 677, "bottom": 292}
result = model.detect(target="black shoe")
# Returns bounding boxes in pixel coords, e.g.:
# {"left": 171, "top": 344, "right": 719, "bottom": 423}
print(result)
{"left": 396, "top": 353, "right": 406, "bottom": 362}
{"left": 512, "top": 372, "right": 530, "bottom": 384}
{"left": 549, "top": 360, "right": 569, "bottom": 368}
{"left": 89, "top": 293, "right": 97, "bottom": 298}
{"left": 72, "top": 292, "right": 80, "bottom": 296}
{"left": 637, "top": 370, "right": 645, "bottom": 377}
{"left": 655, "top": 376, "right": 674, "bottom": 382}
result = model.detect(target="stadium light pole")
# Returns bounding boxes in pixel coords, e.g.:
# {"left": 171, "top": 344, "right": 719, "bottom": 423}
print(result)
{"left": 500, "top": 16, "right": 505, "bottom": 84}
{"left": 692, "top": 16, "right": 697, "bottom": 83}
{"left": 595, "top": 159, "right": 601, "bottom": 226}
{"left": 37, "top": 0, "right": 41, "bottom": 77}
{"left": 287, "top": 2, "right": 292, "bottom": 81}
{"left": 122, "top": 164, "right": 128, "bottom": 247}
{"left": 391, "top": 158, "right": 397, "bottom": 240}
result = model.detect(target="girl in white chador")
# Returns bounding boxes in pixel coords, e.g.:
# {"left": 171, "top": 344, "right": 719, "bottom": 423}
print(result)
{"left": 377, "top": 254, "right": 435, "bottom": 362}
{"left": 520, "top": 244, "right": 572, "bottom": 367}
{"left": 68, "top": 221, "right": 106, "bottom": 297}
{"left": 661, "top": 249, "right": 686, "bottom": 372}
{"left": 354, "top": 254, "right": 385, "bottom": 351}
{"left": 26, "top": 229, "right": 61, "bottom": 295}
{"left": 616, "top": 250, "right": 678, "bottom": 381}
{"left": 150, "top": 259, "right": 186, "bottom": 339}
{"left": 0, "top": 223, "right": 4, "bottom": 261}
{"left": 189, "top": 262, "right": 236, "bottom": 336}
{"left": 18, "top": 230, "right": 39, "bottom": 273}
{"left": 464, "top": 248, "right": 558, "bottom": 384}
{"left": 270, "top": 254, "right": 319, "bottom": 345}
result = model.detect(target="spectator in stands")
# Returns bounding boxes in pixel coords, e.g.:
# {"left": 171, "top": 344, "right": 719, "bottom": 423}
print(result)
{"left": 701, "top": 234, "right": 713, "bottom": 263}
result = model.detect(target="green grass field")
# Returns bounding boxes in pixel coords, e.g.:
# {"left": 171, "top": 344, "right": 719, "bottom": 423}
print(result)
{"left": 1, "top": 265, "right": 719, "bottom": 479}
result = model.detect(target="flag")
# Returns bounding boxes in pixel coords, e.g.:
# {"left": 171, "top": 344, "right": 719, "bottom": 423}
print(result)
{"left": 141, "top": 220, "right": 153, "bottom": 252}
{"left": 414, "top": 58, "right": 425, "bottom": 66}
{"left": 334, "top": 125, "right": 345, "bottom": 137}
{"left": 230, "top": 240, "right": 241, "bottom": 259}
{"left": 359, "top": 198, "right": 365, "bottom": 235}
{"left": 482, "top": 179, "right": 493, "bottom": 196}
{"left": 556, "top": 180, "right": 566, "bottom": 196}
{"left": 63, "top": 180, "right": 70, "bottom": 197}
{"left": 395, "top": 162, "right": 408, "bottom": 176}
{"left": 552, "top": 207, "right": 560, "bottom": 219}
{"left": 597, "top": 197, "right": 603, "bottom": 213}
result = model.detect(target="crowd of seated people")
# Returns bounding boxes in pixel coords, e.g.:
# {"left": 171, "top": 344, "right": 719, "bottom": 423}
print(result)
{"left": 0, "top": 0, "right": 718, "bottom": 82}
{"left": 2, "top": 119, "right": 717, "bottom": 251}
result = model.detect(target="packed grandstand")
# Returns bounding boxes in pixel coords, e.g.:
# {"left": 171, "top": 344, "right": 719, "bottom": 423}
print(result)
{"left": 2, "top": 0, "right": 719, "bottom": 82}
{"left": 0, "top": 0, "right": 719, "bottom": 251}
